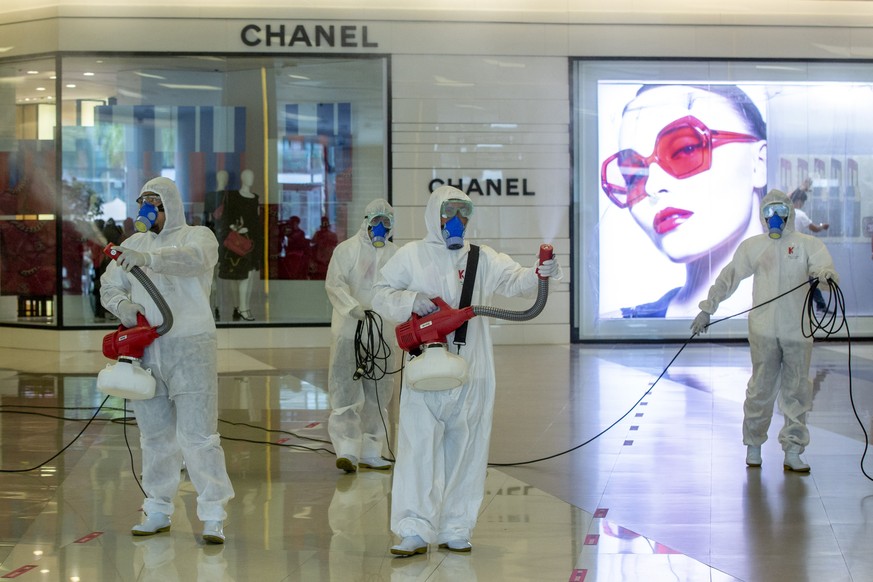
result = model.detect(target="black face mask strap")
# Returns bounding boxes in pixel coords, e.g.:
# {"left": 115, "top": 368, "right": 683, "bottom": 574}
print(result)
{"left": 453, "top": 244, "right": 479, "bottom": 351}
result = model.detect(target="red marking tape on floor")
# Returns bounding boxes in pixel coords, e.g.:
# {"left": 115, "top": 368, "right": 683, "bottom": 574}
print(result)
{"left": 277, "top": 437, "right": 290, "bottom": 444}
{"left": 75, "top": 531, "right": 103, "bottom": 543}
{"left": 568, "top": 569, "right": 587, "bottom": 581}
{"left": 594, "top": 508, "right": 608, "bottom": 518}
{"left": 305, "top": 422, "right": 320, "bottom": 428}
{"left": 623, "top": 440, "right": 634, "bottom": 446}
{"left": 630, "top": 425, "right": 639, "bottom": 431}
{"left": 584, "top": 534, "right": 599, "bottom": 545}
{"left": 2, "top": 565, "right": 37, "bottom": 578}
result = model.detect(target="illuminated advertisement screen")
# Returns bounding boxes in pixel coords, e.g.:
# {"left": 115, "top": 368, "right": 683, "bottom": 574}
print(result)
{"left": 574, "top": 61, "right": 873, "bottom": 340}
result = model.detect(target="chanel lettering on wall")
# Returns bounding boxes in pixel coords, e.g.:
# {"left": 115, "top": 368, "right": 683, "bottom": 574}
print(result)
{"left": 428, "top": 178, "right": 536, "bottom": 196}
{"left": 241, "top": 24, "right": 379, "bottom": 48}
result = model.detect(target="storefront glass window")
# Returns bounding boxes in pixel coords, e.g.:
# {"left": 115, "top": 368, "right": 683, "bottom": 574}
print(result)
{"left": 0, "top": 54, "right": 387, "bottom": 327}
{"left": 0, "top": 57, "right": 58, "bottom": 325}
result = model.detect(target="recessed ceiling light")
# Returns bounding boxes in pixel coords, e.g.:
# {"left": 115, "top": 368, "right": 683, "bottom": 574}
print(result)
{"left": 66, "top": 84, "right": 76, "bottom": 88}
{"left": 83, "top": 72, "right": 95, "bottom": 76}
{"left": 26, "top": 70, "right": 39, "bottom": 75}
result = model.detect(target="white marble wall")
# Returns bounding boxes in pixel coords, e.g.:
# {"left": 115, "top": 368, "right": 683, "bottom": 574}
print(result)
{"left": 390, "top": 54, "right": 570, "bottom": 344}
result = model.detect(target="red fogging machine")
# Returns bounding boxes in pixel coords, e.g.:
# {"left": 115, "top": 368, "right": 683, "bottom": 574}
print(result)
{"left": 96, "top": 243, "right": 174, "bottom": 400}
{"left": 396, "top": 244, "right": 553, "bottom": 391}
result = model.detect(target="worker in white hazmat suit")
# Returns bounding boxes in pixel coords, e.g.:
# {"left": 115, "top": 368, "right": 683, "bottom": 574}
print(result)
{"left": 691, "top": 189, "right": 838, "bottom": 472}
{"left": 372, "top": 186, "right": 562, "bottom": 555}
{"left": 325, "top": 198, "right": 398, "bottom": 473}
{"left": 101, "top": 177, "right": 235, "bottom": 543}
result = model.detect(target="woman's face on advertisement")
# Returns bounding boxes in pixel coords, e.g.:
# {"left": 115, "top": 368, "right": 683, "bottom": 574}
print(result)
{"left": 619, "top": 86, "right": 767, "bottom": 263}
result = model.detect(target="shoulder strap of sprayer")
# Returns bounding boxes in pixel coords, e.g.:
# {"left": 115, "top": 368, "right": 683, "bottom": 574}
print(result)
{"left": 453, "top": 244, "right": 479, "bottom": 350}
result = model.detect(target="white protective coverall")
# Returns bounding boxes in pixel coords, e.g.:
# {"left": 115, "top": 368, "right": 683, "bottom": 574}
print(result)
{"left": 325, "top": 198, "right": 398, "bottom": 462}
{"left": 697, "top": 189, "right": 838, "bottom": 453}
{"left": 101, "top": 177, "right": 235, "bottom": 521}
{"left": 372, "top": 186, "right": 545, "bottom": 545}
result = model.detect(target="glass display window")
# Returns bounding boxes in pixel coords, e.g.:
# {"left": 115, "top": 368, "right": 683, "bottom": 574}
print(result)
{"left": 0, "top": 53, "right": 387, "bottom": 328}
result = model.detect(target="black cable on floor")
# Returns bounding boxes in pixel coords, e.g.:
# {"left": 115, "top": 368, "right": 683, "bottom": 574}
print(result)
{"left": 492, "top": 279, "right": 856, "bottom": 469}
{"left": 0, "top": 399, "right": 339, "bottom": 474}
{"left": 123, "top": 399, "right": 147, "bottom": 497}
{"left": 805, "top": 280, "right": 872, "bottom": 481}
{"left": 0, "top": 395, "right": 111, "bottom": 473}
{"left": 6, "top": 280, "right": 865, "bottom": 478}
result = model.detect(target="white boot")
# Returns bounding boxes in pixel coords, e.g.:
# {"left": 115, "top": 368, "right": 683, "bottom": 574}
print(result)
{"left": 439, "top": 539, "right": 472, "bottom": 552}
{"left": 202, "top": 520, "right": 225, "bottom": 544}
{"left": 360, "top": 457, "right": 391, "bottom": 470}
{"left": 745, "top": 445, "right": 762, "bottom": 467}
{"left": 336, "top": 455, "right": 358, "bottom": 473}
{"left": 783, "top": 451, "right": 810, "bottom": 472}
{"left": 390, "top": 535, "right": 427, "bottom": 556}
{"left": 131, "top": 512, "right": 171, "bottom": 536}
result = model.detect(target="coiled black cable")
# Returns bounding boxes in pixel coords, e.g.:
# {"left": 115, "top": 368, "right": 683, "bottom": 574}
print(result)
{"left": 352, "top": 309, "right": 402, "bottom": 460}
{"left": 802, "top": 279, "right": 871, "bottom": 480}
{"left": 353, "top": 310, "right": 399, "bottom": 383}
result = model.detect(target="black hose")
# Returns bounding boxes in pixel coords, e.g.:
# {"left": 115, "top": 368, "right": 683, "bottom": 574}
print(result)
{"left": 129, "top": 265, "right": 173, "bottom": 336}
{"left": 472, "top": 277, "right": 548, "bottom": 322}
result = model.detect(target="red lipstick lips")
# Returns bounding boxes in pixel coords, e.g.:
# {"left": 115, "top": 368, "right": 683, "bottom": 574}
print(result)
{"left": 654, "top": 207, "right": 693, "bottom": 234}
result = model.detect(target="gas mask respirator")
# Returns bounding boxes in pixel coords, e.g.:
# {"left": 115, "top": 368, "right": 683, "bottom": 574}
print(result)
{"left": 442, "top": 216, "right": 466, "bottom": 250}
{"left": 763, "top": 203, "right": 790, "bottom": 239}
{"left": 135, "top": 195, "right": 163, "bottom": 233}
{"left": 367, "top": 214, "right": 393, "bottom": 248}
{"left": 440, "top": 199, "right": 473, "bottom": 250}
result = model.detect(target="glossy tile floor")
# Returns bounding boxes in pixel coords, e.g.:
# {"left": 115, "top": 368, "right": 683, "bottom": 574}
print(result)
{"left": 2, "top": 340, "right": 873, "bottom": 581}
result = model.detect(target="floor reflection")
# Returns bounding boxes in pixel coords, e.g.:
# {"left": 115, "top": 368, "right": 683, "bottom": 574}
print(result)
{"left": 0, "top": 343, "right": 872, "bottom": 580}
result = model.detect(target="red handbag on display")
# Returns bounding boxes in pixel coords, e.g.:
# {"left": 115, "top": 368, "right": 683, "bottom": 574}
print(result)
{"left": 224, "top": 230, "right": 253, "bottom": 256}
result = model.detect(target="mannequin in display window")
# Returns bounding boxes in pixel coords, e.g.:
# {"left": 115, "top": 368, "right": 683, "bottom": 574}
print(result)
{"left": 210, "top": 171, "right": 229, "bottom": 222}
{"left": 217, "top": 169, "right": 263, "bottom": 321}
{"left": 207, "top": 170, "right": 229, "bottom": 320}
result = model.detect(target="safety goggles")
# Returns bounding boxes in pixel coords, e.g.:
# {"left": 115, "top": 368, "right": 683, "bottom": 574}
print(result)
{"left": 762, "top": 203, "right": 790, "bottom": 219}
{"left": 136, "top": 194, "right": 163, "bottom": 208}
{"left": 601, "top": 115, "right": 761, "bottom": 209}
{"left": 441, "top": 199, "right": 473, "bottom": 220}
{"left": 367, "top": 213, "right": 393, "bottom": 229}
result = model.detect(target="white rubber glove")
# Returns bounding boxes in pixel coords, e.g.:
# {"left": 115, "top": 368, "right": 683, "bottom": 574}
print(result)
{"left": 412, "top": 293, "right": 438, "bottom": 316}
{"left": 537, "top": 257, "right": 560, "bottom": 279}
{"left": 350, "top": 305, "right": 366, "bottom": 320}
{"left": 117, "top": 299, "right": 145, "bottom": 328}
{"left": 690, "top": 311, "right": 710, "bottom": 335}
{"left": 816, "top": 269, "right": 839, "bottom": 288}
{"left": 116, "top": 246, "right": 151, "bottom": 273}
